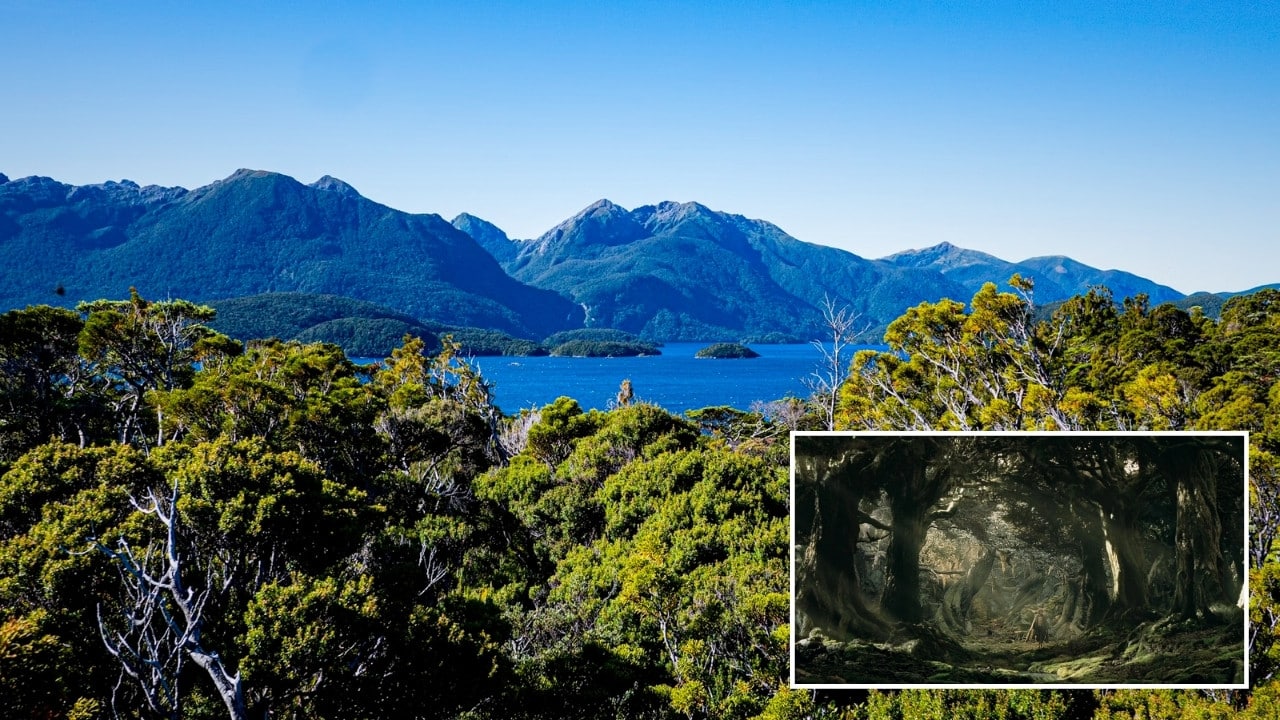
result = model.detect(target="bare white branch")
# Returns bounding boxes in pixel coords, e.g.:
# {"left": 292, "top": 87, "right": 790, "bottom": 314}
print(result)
{"left": 92, "top": 483, "right": 249, "bottom": 720}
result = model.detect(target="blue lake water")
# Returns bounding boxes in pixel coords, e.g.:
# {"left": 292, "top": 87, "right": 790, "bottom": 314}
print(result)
{"left": 464, "top": 343, "right": 842, "bottom": 415}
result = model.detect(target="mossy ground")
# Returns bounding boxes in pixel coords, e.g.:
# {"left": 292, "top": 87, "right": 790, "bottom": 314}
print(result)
{"left": 794, "top": 614, "right": 1244, "bottom": 685}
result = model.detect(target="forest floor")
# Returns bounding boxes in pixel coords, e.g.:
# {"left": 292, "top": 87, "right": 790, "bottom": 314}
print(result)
{"left": 794, "top": 613, "right": 1245, "bottom": 686}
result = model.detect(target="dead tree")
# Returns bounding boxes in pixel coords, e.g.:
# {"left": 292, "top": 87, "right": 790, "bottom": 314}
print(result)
{"left": 92, "top": 483, "right": 248, "bottom": 720}
{"left": 805, "top": 296, "right": 869, "bottom": 431}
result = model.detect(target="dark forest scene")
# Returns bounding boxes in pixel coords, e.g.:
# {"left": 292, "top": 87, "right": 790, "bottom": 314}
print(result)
{"left": 793, "top": 433, "right": 1247, "bottom": 687}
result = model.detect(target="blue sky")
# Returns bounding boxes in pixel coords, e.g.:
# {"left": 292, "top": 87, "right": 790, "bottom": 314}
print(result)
{"left": 3, "top": 1, "right": 1277, "bottom": 294}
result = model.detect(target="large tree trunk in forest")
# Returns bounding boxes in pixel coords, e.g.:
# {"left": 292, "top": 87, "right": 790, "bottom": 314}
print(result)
{"left": 1166, "top": 447, "right": 1226, "bottom": 619}
{"left": 1075, "top": 505, "right": 1112, "bottom": 627}
{"left": 880, "top": 442, "right": 954, "bottom": 624}
{"left": 1100, "top": 502, "right": 1148, "bottom": 613}
{"left": 797, "top": 483, "right": 890, "bottom": 640}
{"left": 882, "top": 499, "right": 929, "bottom": 623}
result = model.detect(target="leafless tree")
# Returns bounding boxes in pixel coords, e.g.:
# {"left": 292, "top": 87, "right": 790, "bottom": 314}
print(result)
{"left": 1251, "top": 465, "right": 1280, "bottom": 570}
{"left": 92, "top": 483, "right": 248, "bottom": 720}
{"left": 804, "top": 296, "right": 869, "bottom": 430}
{"left": 752, "top": 397, "right": 809, "bottom": 434}
{"left": 497, "top": 408, "right": 541, "bottom": 460}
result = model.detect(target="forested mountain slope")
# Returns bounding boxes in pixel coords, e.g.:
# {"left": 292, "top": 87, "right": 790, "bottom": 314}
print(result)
{"left": 0, "top": 170, "right": 581, "bottom": 338}
{"left": 459, "top": 199, "right": 975, "bottom": 341}
{"left": 2, "top": 168, "right": 1248, "bottom": 346}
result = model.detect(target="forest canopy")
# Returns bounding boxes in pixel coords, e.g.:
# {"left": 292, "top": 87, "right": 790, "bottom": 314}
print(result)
{"left": 1, "top": 281, "right": 1280, "bottom": 718}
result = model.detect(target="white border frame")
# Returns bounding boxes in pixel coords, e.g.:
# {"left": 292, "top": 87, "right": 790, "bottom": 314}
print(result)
{"left": 788, "top": 429, "right": 1250, "bottom": 690}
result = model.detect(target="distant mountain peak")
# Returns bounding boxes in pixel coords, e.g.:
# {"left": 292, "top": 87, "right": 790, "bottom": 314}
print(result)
{"left": 453, "top": 213, "right": 519, "bottom": 263}
{"left": 1, "top": 173, "right": 12, "bottom": 184}
{"left": 652, "top": 200, "right": 712, "bottom": 219}
{"left": 309, "top": 175, "right": 361, "bottom": 198}
{"left": 452, "top": 213, "right": 508, "bottom": 239}
{"left": 629, "top": 200, "right": 735, "bottom": 241}
{"left": 224, "top": 168, "right": 273, "bottom": 182}
{"left": 576, "top": 198, "right": 630, "bottom": 219}
{"left": 882, "top": 241, "right": 1007, "bottom": 271}
{"left": 533, "top": 199, "right": 647, "bottom": 250}
{"left": 896, "top": 241, "right": 963, "bottom": 257}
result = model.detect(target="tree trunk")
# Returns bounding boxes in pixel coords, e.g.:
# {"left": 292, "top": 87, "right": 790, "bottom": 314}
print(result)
{"left": 190, "top": 651, "right": 248, "bottom": 720}
{"left": 1100, "top": 501, "right": 1148, "bottom": 613}
{"left": 882, "top": 501, "right": 928, "bottom": 623}
{"left": 1076, "top": 505, "right": 1112, "bottom": 627}
{"left": 797, "top": 483, "right": 889, "bottom": 640}
{"left": 880, "top": 442, "right": 952, "bottom": 624}
{"left": 1169, "top": 448, "right": 1225, "bottom": 619}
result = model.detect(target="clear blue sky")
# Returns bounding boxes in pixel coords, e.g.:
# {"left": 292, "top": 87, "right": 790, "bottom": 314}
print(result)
{"left": 4, "top": 1, "right": 1277, "bottom": 294}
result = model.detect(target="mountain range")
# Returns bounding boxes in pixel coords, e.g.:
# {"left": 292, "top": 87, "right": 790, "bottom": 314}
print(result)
{"left": 0, "top": 169, "right": 1242, "bottom": 344}
{"left": 0, "top": 170, "right": 580, "bottom": 339}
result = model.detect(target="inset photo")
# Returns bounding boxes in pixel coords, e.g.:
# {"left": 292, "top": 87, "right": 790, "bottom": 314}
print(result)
{"left": 790, "top": 432, "right": 1248, "bottom": 689}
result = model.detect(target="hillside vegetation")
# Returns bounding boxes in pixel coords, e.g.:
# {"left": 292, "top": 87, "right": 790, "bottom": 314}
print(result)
{"left": 0, "top": 170, "right": 581, "bottom": 338}
{"left": 1, "top": 283, "right": 1279, "bottom": 719}
{"left": 208, "top": 292, "right": 546, "bottom": 357}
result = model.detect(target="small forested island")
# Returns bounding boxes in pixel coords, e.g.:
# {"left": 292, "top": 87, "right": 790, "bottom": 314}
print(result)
{"left": 544, "top": 328, "right": 661, "bottom": 357}
{"left": 695, "top": 342, "right": 760, "bottom": 359}
{"left": 2, "top": 281, "right": 1280, "bottom": 719}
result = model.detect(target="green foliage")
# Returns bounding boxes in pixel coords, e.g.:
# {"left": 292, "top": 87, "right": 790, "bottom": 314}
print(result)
{"left": 684, "top": 405, "right": 791, "bottom": 464}
{"left": 861, "top": 690, "right": 1072, "bottom": 720}
{"left": 0, "top": 442, "right": 159, "bottom": 714}
{"left": 695, "top": 342, "right": 760, "bottom": 359}
{"left": 550, "top": 339, "right": 661, "bottom": 357}
{"left": 154, "top": 338, "right": 384, "bottom": 480}
{"left": 0, "top": 304, "right": 96, "bottom": 464}
{"left": 840, "top": 281, "right": 1225, "bottom": 433}
{"left": 506, "top": 641, "right": 669, "bottom": 719}
{"left": 77, "top": 289, "right": 233, "bottom": 390}
{"left": 163, "top": 437, "right": 371, "bottom": 576}
{"left": 238, "top": 573, "right": 510, "bottom": 718}
{"left": 242, "top": 573, "right": 383, "bottom": 713}
{"left": 0, "top": 324, "right": 531, "bottom": 717}
{"left": 0, "top": 610, "right": 76, "bottom": 718}
{"left": 445, "top": 327, "right": 548, "bottom": 356}
{"left": 523, "top": 397, "right": 600, "bottom": 467}
{"left": 208, "top": 292, "right": 442, "bottom": 355}
{"left": 1093, "top": 689, "right": 1238, "bottom": 720}
{"left": 295, "top": 317, "right": 434, "bottom": 357}
{"left": 1252, "top": 562, "right": 1280, "bottom": 681}
{"left": 77, "top": 289, "right": 241, "bottom": 446}
{"left": 6, "top": 287, "right": 1280, "bottom": 716}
